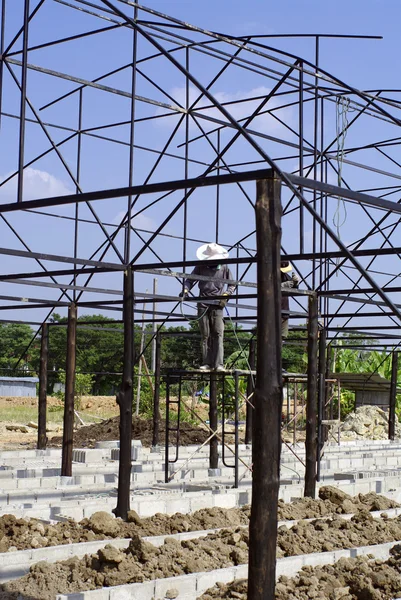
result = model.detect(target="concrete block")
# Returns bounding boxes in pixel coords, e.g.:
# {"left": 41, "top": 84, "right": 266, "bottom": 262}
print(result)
{"left": 72, "top": 450, "right": 105, "bottom": 463}
{"left": 189, "top": 496, "right": 215, "bottom": 512}
{"left": 138, "top": 500, "right": 166, "bottom": 517}
{"left": 208, "top": 468, "right": 222, "bottom": 477}
{"left": 95, "top": 441, "right": 119, "bottom": 449}
{"left": 196, "top": 567, "right": 236, "bottom": 594}
{"left": 165, "top": 498, "right": 190, "bottom": 515}
{"left": 154, "top": 574, "right": 197, "bottom": 599}
{"left": 109, "top": 581, "right": 155, "bottom": 600}
{"left": 233, "top": 564, "right": 248, "bottom": 579}
{"left": 213, "top": 493, "right": 237, "bottom": 510}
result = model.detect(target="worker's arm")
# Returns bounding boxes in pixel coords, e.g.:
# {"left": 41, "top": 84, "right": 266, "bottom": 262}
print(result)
{"left": 180, "top": 266, "right": 199, "bottom": 297}
{"left": 225, "top": 267, "right": 236, "bottom": 296}
{"left": 218, "top": 266, "right": 236, "bottom": 307}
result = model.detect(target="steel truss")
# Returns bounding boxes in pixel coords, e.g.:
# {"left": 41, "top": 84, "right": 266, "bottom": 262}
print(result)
{"left": 2, "top": 0, "right": 401, "bottom": 522}
{"left": 0, "top": 1, "right": 401, "bottom": 353}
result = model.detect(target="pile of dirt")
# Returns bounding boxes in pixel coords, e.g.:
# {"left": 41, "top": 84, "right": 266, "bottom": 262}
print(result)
{"left": 1, "top": 528, "right": 250, "bottom": 599}
{"left": 334, "top": 405, "right": 401, "bottom": 440}
{"left": 50, "top": 415, "right": 211, "bottom": 448}
{"left": 0, "top": 507, "right": 249, "bottom": 553}
{"left": 0, "top": 489, "right": 397, "bottom": 553}
{"left": 275, "top": 509, "right": 401, "bottom": 558}
{"left": 5, "top": 512, "right": 401, "bottom": 599}
{"left": 200, "top": 545, "right": 401, "bottom": 599}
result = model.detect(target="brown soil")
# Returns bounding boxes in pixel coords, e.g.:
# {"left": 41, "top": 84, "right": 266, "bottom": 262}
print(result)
{"left": 50, "top": 415, "right": 212, "bottom": 448}
{"left": 4, "top": 511, "right": 401, "bottom": 600}
{"left": 200, "top": 545, "right": 401, "bottom": 600}
{"left": 0, "top": 488, "right": 397, "bottom": 554}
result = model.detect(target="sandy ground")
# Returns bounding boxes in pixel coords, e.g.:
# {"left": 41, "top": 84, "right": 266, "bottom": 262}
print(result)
{"left": 0, "top": 396, "right": 119, "bottom": 450}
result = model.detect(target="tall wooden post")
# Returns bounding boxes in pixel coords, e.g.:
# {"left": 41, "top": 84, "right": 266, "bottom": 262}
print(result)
{"left": 61, "top": 303, "right": 77, "bottom": 477}
{"left": 389, "top": 351, "right": 398, "bottom": 440}
{"left": 245, "top": 338, "right": 256, "bottom": 444}
{"left": 304, "top": 294, "right": 319, "bottom": 498}
{"left": 37, "top": 323, "right": 48, "bottom": 450}
{"left": 316, "top": 327, "right": 326, "bottom": 482}
{"left": 114, "top": 267, "right": 134, "bottom": 520}
{"left": 209, "top": 372, "right": 219, "bottom": 469}
{"left": 152, "top": 333, "right": 161, "bottom": 447}
{"left": 248, "top": 174, "right": 282, "bottom": 600}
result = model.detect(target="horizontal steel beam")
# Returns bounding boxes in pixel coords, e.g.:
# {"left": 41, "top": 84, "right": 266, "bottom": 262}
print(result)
{"left": 286, "top": 173, "right": 401, "bottom": 214}
{"left": 0, "top": 246, "right": 123, "bottom": 269}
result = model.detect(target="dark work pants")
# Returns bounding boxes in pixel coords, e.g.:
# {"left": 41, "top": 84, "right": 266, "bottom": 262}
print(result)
{"left": 198, "top": 306, "right": 224, "bottom": 368}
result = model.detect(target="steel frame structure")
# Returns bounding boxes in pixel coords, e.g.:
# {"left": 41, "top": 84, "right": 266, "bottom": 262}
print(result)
{"left": 0, "top": 2, "right": 401, "bottom": 354}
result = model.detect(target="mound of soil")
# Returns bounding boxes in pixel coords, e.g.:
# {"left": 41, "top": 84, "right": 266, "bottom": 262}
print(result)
{"left": 0, "top": 488, "right": 397, "bottom": 554}
{"left": 1, "top": 528, "right": 250, "bottom": 600}
{"left": 200, "top": 545, "right": 401, "bottom": 599}
{"left": 4, "top": 512, "right": 401, "bottom": 599}
{"left": 50, "top": 415, "right": 211, "bottom": 448}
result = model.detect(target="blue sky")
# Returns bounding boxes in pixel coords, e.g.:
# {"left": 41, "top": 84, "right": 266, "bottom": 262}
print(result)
{"left": 1, "top": 0, "right": 401, "bottom": 334}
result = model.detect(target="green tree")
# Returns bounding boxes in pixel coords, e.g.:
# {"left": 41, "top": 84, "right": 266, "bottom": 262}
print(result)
{"left": 57, "top": 370, "right": 94, "bottom": 410}
{"left": 0, "top": 322, "right": 38, "bottom": 376}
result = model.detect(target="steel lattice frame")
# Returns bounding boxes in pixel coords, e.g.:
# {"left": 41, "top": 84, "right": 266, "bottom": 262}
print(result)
{"left": 1, "top": 0, "right": 401, "bottom": 359}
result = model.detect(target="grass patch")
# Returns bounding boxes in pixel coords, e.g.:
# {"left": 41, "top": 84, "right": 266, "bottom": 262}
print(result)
{"left": 0, "top": 405, "right": 116, "bottom": 424}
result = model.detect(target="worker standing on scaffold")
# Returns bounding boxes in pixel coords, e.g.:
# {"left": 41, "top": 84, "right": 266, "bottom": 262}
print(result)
{"left": 179, "top": 243, "right": 236, "bottom": 372}
{"left": 281, "top": 260, "right": 300, "bottom": 338}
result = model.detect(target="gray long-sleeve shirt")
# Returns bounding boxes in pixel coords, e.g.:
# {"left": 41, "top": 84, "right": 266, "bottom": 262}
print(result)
{"left": 184, "top": 264, "right": 236, "bottom": 308}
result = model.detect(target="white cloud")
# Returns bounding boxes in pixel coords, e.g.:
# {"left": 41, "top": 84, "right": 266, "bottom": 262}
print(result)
{"left": 0, "top": 167, "right": 72, "bottom": 201}
{"left": 156, "top": 84, "right": 295, "bottom": 136}
{"left": 114, "top": 210, "right": 156, "bottom": 232}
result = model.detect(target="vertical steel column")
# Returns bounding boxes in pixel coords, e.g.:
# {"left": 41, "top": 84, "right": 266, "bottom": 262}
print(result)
{"left": 151, "top": 278, "right": 158, "bottom": 372}
{"left": 245, "top": 338, "right": 255, "bottom": 444}
{"left": 215, "top": 129, "right": 220, "bottom": 242}
{"left": 124, "top": 5, "right": 138, "bottom": 262}
{"left": 61, "top": 303, "right": 77, "bottom": 477}
{"left": 114, "top": 268, "right": 134, "bottom": 520}
{"left": 248, "top": 174, "right": 282, "bottom": 600}
{"left": 0, "top": 0, "right": 6, "bottom": 131}
{"left": 37, "top": 323, "right": 48, "bottom": 450}
{"left": 316, "top": 327, "right": 326, "bottom": 482}
{"left": 17, "top": 0, "right": 30, "bottom": 203}
{"left": 234, "top": 370, "right": 239, "bottom": 488}
{"left": 183, "top": 48, "right": 189, "bottom": 262}
{"left": 304, "top": 294, "right": 319, "bottom": 498}
{"left": 312, "top": 36, "right": 320, "bottom": 290}
{"left": 209, "top": 372, "right": 218, "bottom": 470}
{"left": 298, "top": 60, "right": 304, "bottom": 254}
{"left": 389, "top": 351, "right": 398, "bottom": 441}
{"left": 73, "top": 89, "right": 83, "bottom": 302}
{"left": 164, "top": 374, "right": 170, "bottom": 483}
{"left": 152, "top": 332, "right": 161, "bottom": 447}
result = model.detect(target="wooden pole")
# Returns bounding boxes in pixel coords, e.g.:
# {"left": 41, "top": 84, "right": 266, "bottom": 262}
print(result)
{"left": 245, "top": 337, "right": 255, "bottom": 444}
{"left": 389, "top": 351, "right": 398, "bottom": 440}
{"left": 61, "top": 303, "right": 77, "bottom": 477}
{"left": 209, "top": 372, "right": 218, "bottom": 469}
{"left": 152, "top": 333, "right": 161, "bottom": 447}
{"left": 316, "top": 327, "right": 326, "bottom": 482}
{"left": 37, "top": 323, "right": 48, "bottom": 450}
{"left": 304, "top": 294, "right": 319, "bottom": 498}
{"left": 114, "top": 267, "right": 134, "bottom": 520}
{"left": 248, "top": 174, "right": 282, "bottom": 600}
